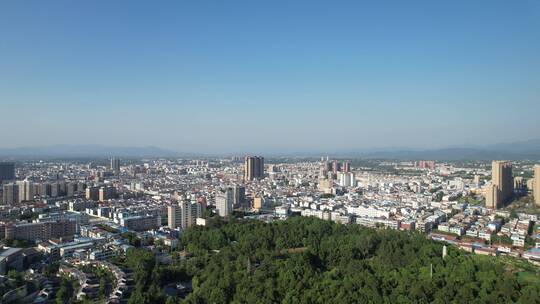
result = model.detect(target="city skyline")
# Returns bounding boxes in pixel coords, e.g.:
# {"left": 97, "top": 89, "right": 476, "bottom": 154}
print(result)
{"left": 1, "top": 1, "right": 540, "bottom": 152}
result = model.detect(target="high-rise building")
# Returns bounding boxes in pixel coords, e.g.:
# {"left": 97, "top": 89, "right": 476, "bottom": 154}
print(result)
{"left": 321, "top": 161, "right": 331, "bottom": 176}
{"left": 99, "top": 186, "right": 116, "bottom": 201}
{"left": 232, "top": 185, "right": 246, "bottom": 208}
{"left": 417, "top": 160, "right": 436, "bottom": 170}
{"left": 190, "top": 201, "right": 202, "bottom": 226}
{"left": 485, "top": 161, "right": 513, "bottom": 209}
{"left": 110, "top": 158, "right": 121, "bottom": 175}
{"left": 2, "top": 183, "right": 19, "bottom": 204}
{"left": 474, "top": 175, "right": 481, "bottom": 186}
{"left": 534, "top": 165, "right": 540, "bottom": 207}
{"left": 16, "top": 181, "right": 34, "bottom": 202}
{"left": 168, "top": 204, "right": 182, "bottom": 229}
{"left": 338, "top": 172, "right": 356, "bottom": 187}
{"left": 216, "top": 187, "right": 234, "bottom": 217}
{"left": 168, "top": 201, "right": 203, "bottom": 229}
{"left": 50, "top": 182, "right": 60, "bottom": 197}
{"left": 318, "top": 178, "right": 333, "bottom": 193}
{"left": 514, "top": 177, "right": 525, "bottom": 192}
{"left": 253, "top": 196, "right": 264, "bottom": 210}
{"left": 0, "top": 162, "right": 15, "bottom": 185}
{"left": 66, "top": 182, "right": 76, "bottom": 197}
{"left": 86, "top": 186, "right": 100, "bottom": 201}
{"left": 244, "top": 156, "right": 264, "bottom": 181}
{"left": 332, "top": 161, "right": 341, "bottom": 174}
{"left": 342, "top": 162, "right": 351, "bottom": 173}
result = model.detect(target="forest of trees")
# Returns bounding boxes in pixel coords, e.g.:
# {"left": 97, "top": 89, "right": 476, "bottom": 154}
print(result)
{"left": 128, "top": 217, "right": 540, "bottom": 303}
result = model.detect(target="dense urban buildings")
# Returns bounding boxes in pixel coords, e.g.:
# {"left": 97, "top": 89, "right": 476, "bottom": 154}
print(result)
{"left": 0, "top": 156, "right": 539, "bottom": 303}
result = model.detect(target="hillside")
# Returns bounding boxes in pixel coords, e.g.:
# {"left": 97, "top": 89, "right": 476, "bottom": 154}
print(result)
{"left": 157, "top": 217, "right": 540, "bottom": 303}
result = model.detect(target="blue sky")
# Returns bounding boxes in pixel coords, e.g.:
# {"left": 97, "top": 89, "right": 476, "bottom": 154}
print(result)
{"left": 1, "top": 1, "right": 539, "bottom": 153}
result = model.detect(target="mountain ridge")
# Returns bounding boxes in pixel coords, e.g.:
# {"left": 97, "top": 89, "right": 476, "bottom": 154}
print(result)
{"left": 0, "top": 139, "right": 539, "bottom": 160}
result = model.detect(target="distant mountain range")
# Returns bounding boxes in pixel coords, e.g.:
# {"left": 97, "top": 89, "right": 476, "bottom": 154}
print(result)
{"left": 1, "top": 139, "right": 540, "bottom": 160}
{"left": 355, "top": 139, "right": 540, "bottom": 160}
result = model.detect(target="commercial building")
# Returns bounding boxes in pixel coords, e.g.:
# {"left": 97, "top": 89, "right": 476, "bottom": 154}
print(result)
{"left": 485, "top": 161, "right": 513, "bottom": 209}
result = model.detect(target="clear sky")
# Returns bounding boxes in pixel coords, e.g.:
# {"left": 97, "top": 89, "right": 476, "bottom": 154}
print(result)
{"left": 1, "top": 1, "right": 539, "bottom": 154}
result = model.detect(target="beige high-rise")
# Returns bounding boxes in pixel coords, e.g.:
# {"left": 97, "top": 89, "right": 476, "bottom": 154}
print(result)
{"left": 485, "top": 161, "right": 513, "bottom": 209}
{"left": 534, "top": 165, "right": 540, "bottom": 207}
{"left": 253, "top": 196, "right": 264, "bottom": 210}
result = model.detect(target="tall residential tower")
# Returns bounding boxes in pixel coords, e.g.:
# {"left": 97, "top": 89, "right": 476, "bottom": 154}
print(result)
{"left": 244, "top": 156, "right": 264, "bottom": 181}
{"left": 534, "top": 165, "right": 540, "bottom": 207}
{"left": 216, "top": 187, "right": 234, "bottom": 217}
{"left": 485, "top": 160, "right": 513, "bottom": 209}
{"left": 110, "top": 157, "right": 121, "bottom": 175}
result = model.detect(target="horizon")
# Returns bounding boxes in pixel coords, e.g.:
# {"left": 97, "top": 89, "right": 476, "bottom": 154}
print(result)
{"left": 1, "top": 1, "right": 540, "bottom": 152}
{"left": 1, "top": 137, "right": 540, "bottom": 159}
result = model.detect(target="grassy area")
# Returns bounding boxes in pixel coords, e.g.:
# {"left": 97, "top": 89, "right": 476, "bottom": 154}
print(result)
{"left": 432, "top": 229, "right": 459, "bottom": 237}
{"left": 474, "top": 255, "right": 540, "bottom": 285}
{"left": 458, "top": 194, "right": 483, "bottom": 206}
{"left": 504, "top": 195, "right": 540, "bottom": 216}
{"left": 517, "top": 271, "right": 540, "bottom": 285}
{"left": 461, "top": 235, "right": 486, "bottom": 244}
{"left": 498, "top": 256, "right": 540, "bottom": 284}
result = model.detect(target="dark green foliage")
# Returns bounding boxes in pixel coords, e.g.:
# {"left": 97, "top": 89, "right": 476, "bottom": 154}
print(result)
{"left": 55, "top": 276, "right": 75, "bottom": 304}
{"left": 122, "top": 232, "right": 142, "bottom": 247}
{"left": 125, "top": 248, "right": 167, "bottom": 304}
{"left": 173, "top": 217, "right": 539, "bottom": 304}
{"left": 434, "top": 191, "right": 444, "bottom": 202}
{"left": 491, "top": 233, "right": 513, "bottom": 245}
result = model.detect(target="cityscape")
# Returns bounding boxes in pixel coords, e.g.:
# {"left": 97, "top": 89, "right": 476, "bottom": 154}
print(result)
{"left": 1, "top": 157, "right": 540, "bottom": 302}
{"left": 2, "top": 1, "right": 540, "bottom": 304}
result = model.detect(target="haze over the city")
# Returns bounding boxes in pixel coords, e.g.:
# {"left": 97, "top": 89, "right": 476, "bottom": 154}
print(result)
{"left": 1, "top": 1, "right": 539, "bottom": 153}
